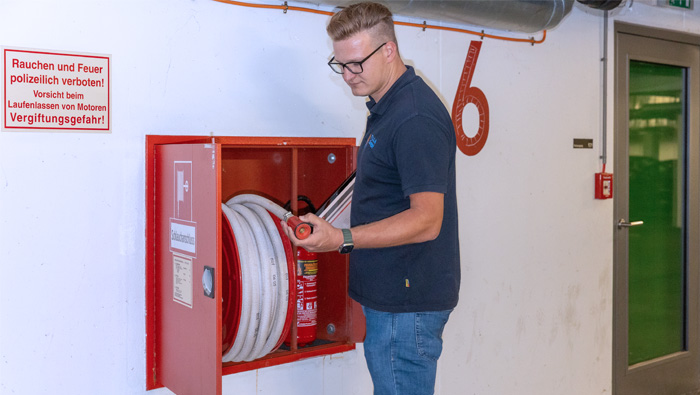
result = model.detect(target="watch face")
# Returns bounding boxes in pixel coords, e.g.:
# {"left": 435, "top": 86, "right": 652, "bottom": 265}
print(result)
{"left": 339, "top": 244, "right": 354, "bottom": 254}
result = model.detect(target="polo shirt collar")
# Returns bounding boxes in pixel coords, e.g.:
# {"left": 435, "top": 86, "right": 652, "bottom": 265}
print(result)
{"left": 366, "top": 65, "right": 415, "bottom": 115}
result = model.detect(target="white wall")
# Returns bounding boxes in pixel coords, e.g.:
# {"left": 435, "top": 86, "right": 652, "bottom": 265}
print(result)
{"left": 1, "top": 0, "right": 699, "bottom": 394}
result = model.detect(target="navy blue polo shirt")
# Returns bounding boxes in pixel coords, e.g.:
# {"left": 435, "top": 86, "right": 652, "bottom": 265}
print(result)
{"left": 349, "top": 66, "right": 460, "bottom": 313}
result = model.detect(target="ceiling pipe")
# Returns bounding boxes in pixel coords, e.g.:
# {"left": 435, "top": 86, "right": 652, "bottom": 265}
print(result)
{"left": 303, "top": 0, "right": 575, "bottom": 33}
{"left": 577, "top": 0, "right": 624, "bottom": 11}
{"left": 303, "top": 0, "right": 624, "bottom": 34}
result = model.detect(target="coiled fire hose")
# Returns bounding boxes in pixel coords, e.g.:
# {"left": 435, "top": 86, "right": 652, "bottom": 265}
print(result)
{"left": 221, "top": 194, "right": 312, "bottom": 362}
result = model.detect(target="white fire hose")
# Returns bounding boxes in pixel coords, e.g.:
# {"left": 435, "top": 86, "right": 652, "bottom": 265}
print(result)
{"left": 221, "top": 194, "right": 312, "bottom": 362}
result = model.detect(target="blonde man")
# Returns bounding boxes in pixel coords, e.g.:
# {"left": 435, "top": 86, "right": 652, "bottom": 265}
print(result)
{"left": 284, "top": 3, "right": 460, "bottom": 394}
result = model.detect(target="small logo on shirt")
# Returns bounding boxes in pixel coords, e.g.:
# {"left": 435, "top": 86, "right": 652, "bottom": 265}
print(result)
{"left": 367, "top": 134, "right": 377, "bottom": 148}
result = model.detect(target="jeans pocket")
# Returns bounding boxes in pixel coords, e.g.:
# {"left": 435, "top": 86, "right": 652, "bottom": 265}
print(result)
{"left": 415, "top": 310, "right": 452, "bottom": 361}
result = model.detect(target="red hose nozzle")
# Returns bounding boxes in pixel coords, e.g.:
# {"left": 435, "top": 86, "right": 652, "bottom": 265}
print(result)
{"left": 285, "top": 215, "right": 313, "bottom": 240}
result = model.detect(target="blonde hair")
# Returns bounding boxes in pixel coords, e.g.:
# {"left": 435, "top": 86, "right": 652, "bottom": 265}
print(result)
{"left": 326, "top": 2, "right": 397, "bottom": 46}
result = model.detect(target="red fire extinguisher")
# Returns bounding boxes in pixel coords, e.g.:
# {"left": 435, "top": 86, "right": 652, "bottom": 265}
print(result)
{"left": 285, "top": 247, "right": 318, "bottom": 347}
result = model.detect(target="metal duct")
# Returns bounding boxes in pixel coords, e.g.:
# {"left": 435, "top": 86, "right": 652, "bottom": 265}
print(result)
{"left": 305, "top": 0, "right": 575, "bottom": 33}
{"left": 577, "top": 0, "right": 624, "bottom": 11}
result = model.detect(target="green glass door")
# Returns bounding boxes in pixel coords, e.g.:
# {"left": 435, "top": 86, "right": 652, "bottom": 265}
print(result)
{"left": 627, "top": 60, "right": 685, "bottom": 366}
{"left": 614, "top": 25, "right": 700, "bottom": 395}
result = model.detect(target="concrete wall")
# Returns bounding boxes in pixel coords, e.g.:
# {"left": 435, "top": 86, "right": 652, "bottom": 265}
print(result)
{"left": 1, "top": 0, "right": 699, "bottom": 394}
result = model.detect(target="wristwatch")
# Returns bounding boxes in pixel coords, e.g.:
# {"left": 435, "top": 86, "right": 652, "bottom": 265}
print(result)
{"left": 338, "top": 228, "right": 354, "bottom": 254}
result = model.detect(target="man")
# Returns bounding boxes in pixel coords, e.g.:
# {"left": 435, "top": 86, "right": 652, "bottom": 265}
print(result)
{"left": 282, "top": 2, "right": 460, "bottom": 394}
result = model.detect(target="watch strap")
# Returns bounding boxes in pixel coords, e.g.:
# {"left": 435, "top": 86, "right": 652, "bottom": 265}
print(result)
{"left": 341, "top": 228, "right": 353, "bottom": 244}
{"left": 339, "top": 228, "right": 354, "bottom": 254}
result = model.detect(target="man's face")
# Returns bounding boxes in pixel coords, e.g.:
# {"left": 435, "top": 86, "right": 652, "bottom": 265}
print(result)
{"left": 332, "top": 32, "right": 387, "bottom": 99}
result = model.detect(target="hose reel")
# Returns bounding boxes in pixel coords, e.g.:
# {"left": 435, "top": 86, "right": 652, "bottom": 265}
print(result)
{"left": 220, "top": 194, "right": 310, "bottom": 362}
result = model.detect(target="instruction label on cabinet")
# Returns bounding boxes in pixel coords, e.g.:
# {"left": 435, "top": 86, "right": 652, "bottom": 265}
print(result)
{"left": 170, "top": 220, "right": 197, "bottom": 256}
{"left": 173, "top": 255, "right": 193, "bottom": 308}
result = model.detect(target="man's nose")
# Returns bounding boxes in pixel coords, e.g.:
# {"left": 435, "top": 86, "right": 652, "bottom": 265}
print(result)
{"left": 342, "top": 67, "right": 355, "bottom": 82}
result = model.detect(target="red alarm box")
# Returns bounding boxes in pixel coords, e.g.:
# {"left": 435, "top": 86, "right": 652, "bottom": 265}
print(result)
{"left": 595, "top": 172, "right": 613, "bottom": 199}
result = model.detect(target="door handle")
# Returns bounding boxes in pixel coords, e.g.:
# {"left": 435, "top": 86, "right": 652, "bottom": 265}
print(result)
{"left": 617, "top": 218, "right": 644, "bottom": 229}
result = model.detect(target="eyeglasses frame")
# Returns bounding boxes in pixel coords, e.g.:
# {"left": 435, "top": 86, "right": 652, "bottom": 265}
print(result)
{"left": 327, "top": 42, "right": 388, "bottom": 75}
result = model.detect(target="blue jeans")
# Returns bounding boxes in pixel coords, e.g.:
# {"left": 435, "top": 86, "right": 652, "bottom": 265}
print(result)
{"left": 362, "top": 306, "right": 453, "bottom": 395}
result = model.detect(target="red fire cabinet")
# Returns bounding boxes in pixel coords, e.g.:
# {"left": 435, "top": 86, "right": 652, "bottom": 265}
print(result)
{"left": 145, "top": 135, "right": 365, "bottom": 395}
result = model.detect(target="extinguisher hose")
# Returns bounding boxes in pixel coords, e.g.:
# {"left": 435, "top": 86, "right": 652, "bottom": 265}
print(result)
{"left": 221, "top": 194, "right": 292, "bottom": 362}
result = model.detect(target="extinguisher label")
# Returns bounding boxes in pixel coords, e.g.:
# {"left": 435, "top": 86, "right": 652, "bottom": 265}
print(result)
{"left": 297, "top": 277, "right": 317, "bottom": 328}
{"left": 297, "top": 258, "right": 318, "bottom": 328}
{"left": 300, "top": 260, "right": 318, "bottom": 276}
{"left": 173, "top": 254, "right": 193, "bottom": 308}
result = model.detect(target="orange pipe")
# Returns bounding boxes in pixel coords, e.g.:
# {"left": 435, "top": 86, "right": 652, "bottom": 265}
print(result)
{"left": 213, "top": 0, "right": 547, "bottom": 45}
{"left": 214, "top": 0, "right": 334, "bottom": 15}
{"left": 395, "top": 21, "right": 546, "bottom": 45}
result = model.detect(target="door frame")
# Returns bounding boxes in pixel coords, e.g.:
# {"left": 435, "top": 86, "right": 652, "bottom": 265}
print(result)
{"left": 613, "top": 22, "right": 700, "bottom": 395}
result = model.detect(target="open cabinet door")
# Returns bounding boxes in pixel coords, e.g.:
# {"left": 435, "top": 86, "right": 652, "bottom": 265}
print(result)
{"left": 154, "top": 143, "right": 222, "bottom": 395}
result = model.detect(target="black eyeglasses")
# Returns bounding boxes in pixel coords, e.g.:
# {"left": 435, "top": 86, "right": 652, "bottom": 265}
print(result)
{"left": 328, "top": 42, "right": 387, "bottom": 74}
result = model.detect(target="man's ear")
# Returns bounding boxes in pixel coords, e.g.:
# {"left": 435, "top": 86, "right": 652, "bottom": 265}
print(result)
{"left": 384, "top": 41, "right": 399, "bottom": 63}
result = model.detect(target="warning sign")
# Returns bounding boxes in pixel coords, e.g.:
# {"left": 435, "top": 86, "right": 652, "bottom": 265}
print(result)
{"left": 3, "top": 47, "right": 110, "bottom": 132}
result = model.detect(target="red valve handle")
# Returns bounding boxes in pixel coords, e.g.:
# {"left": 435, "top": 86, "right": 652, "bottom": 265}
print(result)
{"left": 286, "top": 216, "right": 313, "bottom": 240}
